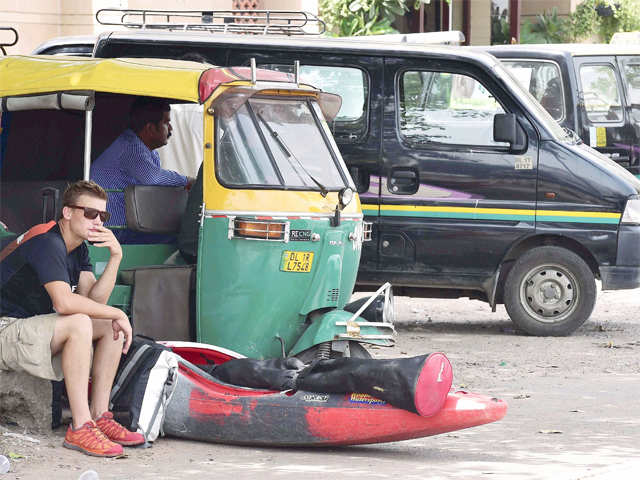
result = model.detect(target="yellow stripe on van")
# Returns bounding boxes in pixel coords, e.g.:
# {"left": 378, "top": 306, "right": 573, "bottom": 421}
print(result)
{"left": 375, "top": 205, "right": 621, "bottom": 224}
{"left": 535, "top": 210, "right": 620, "bottom": 219}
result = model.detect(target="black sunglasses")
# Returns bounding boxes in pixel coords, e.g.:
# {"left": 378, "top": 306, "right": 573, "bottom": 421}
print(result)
{"left": 67, "top": 205, "right": 111, "bottom": 223}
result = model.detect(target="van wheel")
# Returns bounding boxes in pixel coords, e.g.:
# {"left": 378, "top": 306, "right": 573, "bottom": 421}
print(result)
{"left": 503, "top": 246, "right": 596, "bottom": 336}
{"left": 295, "top": 341, "right": 371, "bottom": 363}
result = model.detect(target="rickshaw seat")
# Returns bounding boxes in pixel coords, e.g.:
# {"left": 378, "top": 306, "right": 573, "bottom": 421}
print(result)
{"left": 124, "top": 185, "right": 188, "bottom": 234}
{"left": 120, "top": 185, "right": 194, "bottom": 340}
{"left": 124, "top": 264, "right": 196, "bottom": 342}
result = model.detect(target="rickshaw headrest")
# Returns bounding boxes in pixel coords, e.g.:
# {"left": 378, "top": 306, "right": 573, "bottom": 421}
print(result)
{"left": 124, "top": 185, "right": 188, "bottom": 234}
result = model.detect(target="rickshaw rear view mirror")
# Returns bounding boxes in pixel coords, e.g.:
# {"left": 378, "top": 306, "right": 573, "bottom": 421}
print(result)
{"left": 316, "top": 92, "right": 342, "bottom": 122}
{"left": 339, "top": 187, "right": 354, "bottom": 208}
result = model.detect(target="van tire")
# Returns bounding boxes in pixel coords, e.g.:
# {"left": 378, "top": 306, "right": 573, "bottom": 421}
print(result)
{"left": 503, "top": 246, "right": 596, "bottom": 336}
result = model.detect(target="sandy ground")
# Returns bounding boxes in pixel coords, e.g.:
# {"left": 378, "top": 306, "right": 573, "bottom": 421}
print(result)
{"left": 1, "top": 286, "right": 639, "bottom": 480}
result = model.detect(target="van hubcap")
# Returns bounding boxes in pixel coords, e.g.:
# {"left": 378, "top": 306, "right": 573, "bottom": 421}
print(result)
{"left": 520, "top": 264, "right": 579, "bottom": 323}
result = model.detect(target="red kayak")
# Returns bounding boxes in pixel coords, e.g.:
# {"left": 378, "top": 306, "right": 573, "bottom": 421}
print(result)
{"left": 161, "top": 341, "right": 507, "bottom": 447}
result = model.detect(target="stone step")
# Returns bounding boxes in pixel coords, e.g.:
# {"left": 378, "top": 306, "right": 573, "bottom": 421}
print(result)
{"left": 0, "top": 370, "right": 55, "bottom": 433}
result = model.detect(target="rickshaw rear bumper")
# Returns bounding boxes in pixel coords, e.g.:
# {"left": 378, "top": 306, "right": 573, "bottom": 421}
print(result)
{"left": 290, "top": 283, "right": 397, "bottom": 356}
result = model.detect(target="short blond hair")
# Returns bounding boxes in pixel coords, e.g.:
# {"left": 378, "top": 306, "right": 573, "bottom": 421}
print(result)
{"left": 62, "top": 180, "right": 108, "bottom": 207}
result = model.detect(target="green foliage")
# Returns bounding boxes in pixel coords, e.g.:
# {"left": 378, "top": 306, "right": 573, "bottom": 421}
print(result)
{"left": 521, "top": 7, "right": 571, "bottom": 44}
{"left": 319, "top": 0, "right": 409, "bottom": 37}
{"left": 520, "top": 21, "right": 548, "bottom": 44}
{"left": 588, "top": 0, "right": 640, "bottom": 42}
{"left": 520, "top": 0, "right": 640, "bottom": 44}
{"left": 491, "top": 15, "right": 510, "bottom": 44}
{"left": 490, "top": 1, "right": 510, "bottom": 45}
{"left": 566, "top": 1, "right": 599, "bottom": 41}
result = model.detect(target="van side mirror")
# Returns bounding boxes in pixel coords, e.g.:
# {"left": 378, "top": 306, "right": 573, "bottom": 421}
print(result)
{"left": 348, "top": 166, "right": 370, "bottom": 194}
{"left": 493, "top": 113, "right": 527, "bottom": 152}
{"left": 493, "top": 113, "right": 517, "bottom": 144}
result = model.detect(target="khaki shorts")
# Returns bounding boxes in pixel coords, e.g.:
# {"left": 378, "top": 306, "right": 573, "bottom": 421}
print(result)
{"left": 0, "top": 313, "right": 63, "bottom": 381}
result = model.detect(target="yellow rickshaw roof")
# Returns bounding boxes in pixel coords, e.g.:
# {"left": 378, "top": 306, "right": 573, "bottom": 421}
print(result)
{"left": 0, "top": 55, "right": 210, "bottom": 102}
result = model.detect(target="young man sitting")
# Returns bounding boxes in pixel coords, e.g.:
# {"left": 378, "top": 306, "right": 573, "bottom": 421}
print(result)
{"left": 0, "top": 180, "right": 144, "bottom": 457}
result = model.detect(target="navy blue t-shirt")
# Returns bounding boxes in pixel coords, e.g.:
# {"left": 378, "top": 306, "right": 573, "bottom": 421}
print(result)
{"left": 0, "top": 224, "right": 93, "bottom": 318}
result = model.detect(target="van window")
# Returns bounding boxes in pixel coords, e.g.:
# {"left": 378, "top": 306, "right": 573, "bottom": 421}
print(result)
{"left": 216, "top": 97, "right": 347, "bottom": 190}
{"left": 399, "top": 70, "right": 507, "bottom": 147}
{"left": 260, "top": 64, "right": 368, "bottom": 141}
{"left": 502, "top": 60, "right": 565, "bottom": 121}
{"left": 579, "top": 64, "right": 623, "bottom": 123}
{"left": 620, "top": 57, "right": 640, "bottom": 106}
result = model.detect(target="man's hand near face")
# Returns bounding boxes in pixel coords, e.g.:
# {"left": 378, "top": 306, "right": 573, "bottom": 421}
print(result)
{"left": 78, "top": 222, "right": 122, "bottom": 306}
{"left": 88, "top": 226, "right": 123, "bottom": 260}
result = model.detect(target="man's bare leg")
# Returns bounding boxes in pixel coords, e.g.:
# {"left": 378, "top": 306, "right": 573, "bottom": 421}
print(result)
{"left": 88, "top": 319, "right": 144, "bottom": 447}
{"left": 89, "top": 318, "right": 123, "bottom": 418}
{"left": 50, "top": 314, "right": 93, "bottom": 429}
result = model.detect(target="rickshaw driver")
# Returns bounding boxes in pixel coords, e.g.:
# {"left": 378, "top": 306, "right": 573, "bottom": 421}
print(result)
{"left": 0, "top": 181, "right": 145, "bottom": 457}
{"left": 91, "top": 96, "right": 194, "bottom": 244}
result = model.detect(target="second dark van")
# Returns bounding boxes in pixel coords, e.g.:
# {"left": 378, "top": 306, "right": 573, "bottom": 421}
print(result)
{"left": 484, "top": 44, "right": 640, "bottom": 177}
{"left": 32, "top": 11, "right": 640, "bottom": 336}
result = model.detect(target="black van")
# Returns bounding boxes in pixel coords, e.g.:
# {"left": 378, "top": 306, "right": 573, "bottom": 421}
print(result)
{"left": 484, "top": 44, "right": 640, "bottom": 177}
{"left": 56, "top": 19, "right": 639, "bottom": 336}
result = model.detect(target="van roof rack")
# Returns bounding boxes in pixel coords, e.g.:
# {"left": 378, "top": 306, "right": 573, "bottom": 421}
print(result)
{"left": 345, "top": 31, "right": 466, "bottom": 46}
{"left": 0, "top": 27, "right": 18, "bottom": 55}
{"left": 95, "top": 9, "right": 326, "bottom": 36}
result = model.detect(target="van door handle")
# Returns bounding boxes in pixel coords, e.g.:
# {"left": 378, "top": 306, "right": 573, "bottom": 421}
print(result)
{"left": 388, "top": 167, "right": 419, "bottom": 195}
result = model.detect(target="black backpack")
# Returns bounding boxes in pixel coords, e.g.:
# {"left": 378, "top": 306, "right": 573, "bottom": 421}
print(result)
{"left": 109, "top": 336, "right": 178, "bottom": 442}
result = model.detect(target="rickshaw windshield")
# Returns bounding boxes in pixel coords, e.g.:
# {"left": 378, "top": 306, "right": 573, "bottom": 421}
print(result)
{"left": 216, "top": 96, "right": 348, "bottom": 191}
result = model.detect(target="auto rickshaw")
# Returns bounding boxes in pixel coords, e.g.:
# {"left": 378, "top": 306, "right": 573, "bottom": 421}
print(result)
{"left": 0, "top": 55, "right": 395, "bottom": 359}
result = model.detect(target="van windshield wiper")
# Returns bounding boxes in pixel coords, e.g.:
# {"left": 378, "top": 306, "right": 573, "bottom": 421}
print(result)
{"left": 256, "top": 112, "right": 329, "bottom": 197}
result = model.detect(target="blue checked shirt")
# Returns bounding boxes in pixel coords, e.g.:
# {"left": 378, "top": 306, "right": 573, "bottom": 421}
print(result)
{"left": 91, "top": 129, "right": 188, "bottom": 235}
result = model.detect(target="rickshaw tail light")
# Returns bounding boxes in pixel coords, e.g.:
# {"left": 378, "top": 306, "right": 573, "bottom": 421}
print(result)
{"left": 232, "top": 218, "right": 287, "bottom": 241}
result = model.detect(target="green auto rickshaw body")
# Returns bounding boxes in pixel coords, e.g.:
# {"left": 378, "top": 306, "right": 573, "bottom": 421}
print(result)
{"left": 198, "top": 215, "right": 373, "bottom": 358}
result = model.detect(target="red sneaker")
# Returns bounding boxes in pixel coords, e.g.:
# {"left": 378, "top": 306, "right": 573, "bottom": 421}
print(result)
{"left": 95, "top": 412, "right": 145, "bottom": 446}
{"left": 63, "top": 421, "right": 123, "bottom": 457}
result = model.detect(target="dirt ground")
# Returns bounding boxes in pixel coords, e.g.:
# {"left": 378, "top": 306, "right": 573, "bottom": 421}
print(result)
{"left": 1, "top": 286, "right": 639, "bottom": 480}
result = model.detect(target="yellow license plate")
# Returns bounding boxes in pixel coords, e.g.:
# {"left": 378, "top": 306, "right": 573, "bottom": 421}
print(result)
{"left": 281, "top": 251, "right": 314, "bottom": 272}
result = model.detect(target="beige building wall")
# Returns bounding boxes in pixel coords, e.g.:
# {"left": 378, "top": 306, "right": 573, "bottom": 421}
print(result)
{"left": 2, "top": 0, "right": 92, "bottom": 55}
{"left": 449, "top": 0, "right": 490, "bottom": 45}
{"left": 521, "top": 0, "right": 574, "bottom": 23}
{"left": 2, "top": 0, "right": 312, "bottom": 55}
{"left": 469, "top": 0, "right": 491, "bottom": 46}
{"left": 451, "top": 0, "right": 464, "bottom": 32}
{"left": 425, "top": 0, "right": 490, "bottom": 46}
